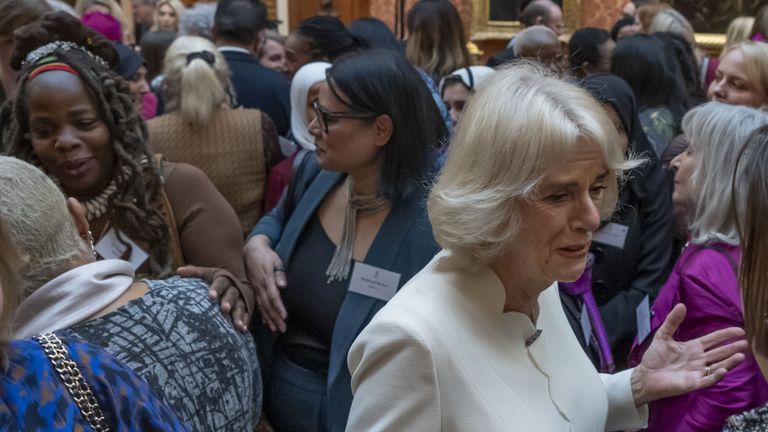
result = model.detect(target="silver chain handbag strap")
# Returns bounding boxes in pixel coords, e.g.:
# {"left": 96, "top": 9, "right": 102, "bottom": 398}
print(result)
{"left": 33, "top": 333, "right": 112, "bottom": 432}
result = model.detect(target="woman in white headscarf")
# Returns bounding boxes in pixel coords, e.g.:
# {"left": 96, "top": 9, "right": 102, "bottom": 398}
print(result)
{"left": 291, "top": 61, "right": 333, "bottom": 150}
{"left": 264, "top": 61, "right": 332, "bottom": 211}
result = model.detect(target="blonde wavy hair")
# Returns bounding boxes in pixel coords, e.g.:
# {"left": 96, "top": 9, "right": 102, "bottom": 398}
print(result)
{"left": 428, "top": 62, "right": 635, "bottom": 267}
{"left": 151, "top": 0, "right": 185, "bottom": 32}
{"left": 721, "top": 41, "right": 768, "bottom": 103}
{"left": 648, "top": 9, "right": 695, "bottom": 46}
{"left": 723, "top": 16, "right": 755, "bottom": 53}
{"left": 162, "top": 35, "right": 232, "bottom": 124}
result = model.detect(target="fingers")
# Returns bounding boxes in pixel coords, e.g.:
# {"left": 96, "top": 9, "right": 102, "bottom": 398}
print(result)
{"left": 708, "top": 352, "right": 747, "bottom": 376}
{"left": 265, "top": 280, "right": 288, "bottom": 332}
{"left": 704, "top": 338, "right": 748, "bottom": 365}
{"left": 655, "top": 303, "right": 687, "bottom": 340}
{"left": 274, "top": 268, "right": 287, "bottom": 288}
{"left": 699, "top": 353, "right": 747, "bottom": 389}
{"left": 177, "top": 265, "right": 214, "bottom": 281}
{"left": 208, "top": 274, "right": 229, "bottom": 301}
{"left": 219, "top": 286, "right": 241, "bottom": 315}
{"left": 232, "top": 299, "right": 249, "bottom": 333}
{"left": 244, "top": 243, "right": 288, "bottom": 333}
{"left": 255, "top": 272, "right": 287, "bottom": 333}
{"left": 699, "top": 326, "right": 746, "bottom": 350}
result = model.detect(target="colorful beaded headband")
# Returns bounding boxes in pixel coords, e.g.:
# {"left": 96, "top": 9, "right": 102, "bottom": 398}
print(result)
{"left": 28, "top": 62, "right": 79, "bottom": 80}
{"left": 22, "top": 41, "right": 109, "bottom": 69}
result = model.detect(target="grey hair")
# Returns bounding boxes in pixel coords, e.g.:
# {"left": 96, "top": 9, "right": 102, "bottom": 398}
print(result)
{"left": 683, "top": 102, "right": 768, "bottom": 245}
{"left": 0, "top": 156, "right": 92, "bottom": 297}
{"left": 648, "top": 9, "right": 695, "bottom": 45}
{"left": 428, "top": 62, "right": 637, "bottom": 267}
{"left": 513, "top": 25, "right": 558, "bottom": 57}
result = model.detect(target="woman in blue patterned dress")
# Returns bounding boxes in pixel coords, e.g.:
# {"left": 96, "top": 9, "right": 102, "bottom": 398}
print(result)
{"left": 0, "top": 210, "right": 187, "bottom": 431}
{"left": 0, "top": 155, "right": 262, "bottom": 432}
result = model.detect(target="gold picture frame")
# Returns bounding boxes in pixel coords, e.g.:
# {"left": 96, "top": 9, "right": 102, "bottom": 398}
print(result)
{"left": 470, "top": 0, "right": 582, "bottom": 41}
{"left": 470, "top": 0, "right": 726, "bottom": 53}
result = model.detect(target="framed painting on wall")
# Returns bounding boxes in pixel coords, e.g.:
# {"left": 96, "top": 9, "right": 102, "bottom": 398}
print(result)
{"left": 672, "top": 0, "right": 763, "bottom": 53}
{"left": 471, "top": 0, "right": 580, "bottom": 41}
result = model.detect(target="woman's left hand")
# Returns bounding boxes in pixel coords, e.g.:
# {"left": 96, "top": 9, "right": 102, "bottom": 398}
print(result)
{"left": 631, "top": 303, "right": 748, "bottom": 406}
{"left": 177, "top": 265, "right": 251, "bottom": 333}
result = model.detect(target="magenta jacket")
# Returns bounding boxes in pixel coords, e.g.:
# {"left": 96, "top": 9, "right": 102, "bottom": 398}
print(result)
{"left": 630, "top": 242, "right": 768, "bottom": 431}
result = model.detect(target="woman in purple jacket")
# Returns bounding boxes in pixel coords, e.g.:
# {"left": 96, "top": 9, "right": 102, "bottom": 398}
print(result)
{"left": 630, "top": 102, "right": 768, "bottom": 431}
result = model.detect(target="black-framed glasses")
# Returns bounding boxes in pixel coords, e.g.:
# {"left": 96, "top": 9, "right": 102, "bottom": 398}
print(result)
{"left": 312, "top": 100, "right": 378, "bottom": 133}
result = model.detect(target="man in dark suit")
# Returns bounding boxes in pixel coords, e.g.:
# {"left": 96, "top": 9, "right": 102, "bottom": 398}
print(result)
{"left": 213, "top": 0, "right": 291, "bottom": 136}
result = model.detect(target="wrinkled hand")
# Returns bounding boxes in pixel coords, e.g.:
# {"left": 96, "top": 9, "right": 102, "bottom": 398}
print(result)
{"left": 631, "top": 304, "right": 747, "bottom": 406}
{"left": 244, "top": 235, "right": 288, "bottom": 333}
{"left": 177, "top": 265, "right": 250, "bottom": 333}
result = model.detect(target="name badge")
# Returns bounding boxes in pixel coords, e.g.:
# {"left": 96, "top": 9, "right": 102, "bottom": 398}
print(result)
{"left": 94, "top": 228, "right": 150, "bottom": 271}
{"left": 580, "top": 303, "right": 593, "bottom": 345}
{"left": 593, "top": 222, "right": 629, "bottom": 249}
{"left": 348, "top": 262, "right": 401, "bottom": 302}
{"left": 636, "top": 295, "right": 652, "bottom": 345}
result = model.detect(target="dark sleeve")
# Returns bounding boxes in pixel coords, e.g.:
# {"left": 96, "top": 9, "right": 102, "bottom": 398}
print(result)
{"left": 68, "top": 340, "right": 190, "bottom": 431}
{"left": 599, "top": 161, "right": 674, "bottom": 344}
{"left": 264, "top": 74, "right": 291, "bottom": 137}
{"left": 248, "top": 152, "right": 321, "bottom": 246}
{"left": 261, "top": 112, "right": 283, "bottom": 170}
{"left": 162, "top": 162, "right": 254, "bottom": 312}
{"left": 249, "top": 186, "right": 288, "bottom": 246}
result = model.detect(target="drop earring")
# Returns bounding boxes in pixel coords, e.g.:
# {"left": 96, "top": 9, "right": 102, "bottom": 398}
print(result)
{"left": 83, "top": 230, "right": 97, "bottom": 259}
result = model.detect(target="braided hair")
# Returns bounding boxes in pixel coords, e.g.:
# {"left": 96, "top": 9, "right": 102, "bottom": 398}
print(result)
{"left": 2, "top": 12, "right": 173, "bottom": 276}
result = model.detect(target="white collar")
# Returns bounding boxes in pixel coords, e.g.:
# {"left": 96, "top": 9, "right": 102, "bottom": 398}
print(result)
{"left": 217, "top": 46, "right": 253, "bottom": 55}
{"left": 13, "top": 260, "right": 135, "bottom": 338}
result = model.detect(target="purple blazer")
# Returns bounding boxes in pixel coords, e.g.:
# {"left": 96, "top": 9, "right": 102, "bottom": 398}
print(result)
{"left": 630, "top": 242, "right": 768, "bottom": 431}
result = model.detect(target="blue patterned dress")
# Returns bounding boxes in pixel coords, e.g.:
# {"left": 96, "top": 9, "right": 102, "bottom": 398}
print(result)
{"left": 58, "top": 277, "right": 261, "bottom": 432}
{"left": 0, "top": 338, "right": 188, "bottom": 431}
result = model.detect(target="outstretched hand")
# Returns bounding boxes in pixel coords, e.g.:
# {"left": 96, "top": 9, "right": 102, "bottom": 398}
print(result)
{"left": 177, "top": 265, "right": 251, "bottom": 333}
{"left": 631, "top": 304, "right": 748, "bottom": 406}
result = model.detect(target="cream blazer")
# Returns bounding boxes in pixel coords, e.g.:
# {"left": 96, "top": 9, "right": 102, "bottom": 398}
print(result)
{"left": 346, "top": 250, "right": 648, "bottom": 432}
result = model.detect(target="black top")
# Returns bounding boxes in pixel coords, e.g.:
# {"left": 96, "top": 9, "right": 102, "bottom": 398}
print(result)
{"left": 486, "top": 46, "right": 517, "bottom": 68}
{"left": 581, "top": 74, "right": 675, "bottom": 353}
{"left": 221, "top": 50, "right": 291, "bottom": 136}
{"left": 279, "top": 214, "right": 351, "bottom": 374}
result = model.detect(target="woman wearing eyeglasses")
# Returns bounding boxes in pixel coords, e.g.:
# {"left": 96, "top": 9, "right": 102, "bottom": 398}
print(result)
{"left": 243, "top": 49, "right": 448, "bottom": 432}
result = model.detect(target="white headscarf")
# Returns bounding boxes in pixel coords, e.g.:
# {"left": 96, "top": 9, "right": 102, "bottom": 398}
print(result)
{"left": 438, "top": 65, "right": 496, "bottom": 96}
{"left": 290, "top": 61, "right": 332, "bottom": 150}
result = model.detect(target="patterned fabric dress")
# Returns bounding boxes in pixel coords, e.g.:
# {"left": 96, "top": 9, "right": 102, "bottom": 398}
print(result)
{"left": 58, "top": 277, "right": 261, "bottom": 432}
{"left": 723, "top": 404, "right": 768, "bottom": 432}
{"left": 0, "top": 338, "right": 188, "bottom": 431}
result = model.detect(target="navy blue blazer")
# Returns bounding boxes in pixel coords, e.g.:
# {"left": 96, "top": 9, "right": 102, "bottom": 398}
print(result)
{"left": 221, "top": 50, "right": 291, "bottom": 136}
{"left": 249, "top": 154, "right": 440, "bottom": 432}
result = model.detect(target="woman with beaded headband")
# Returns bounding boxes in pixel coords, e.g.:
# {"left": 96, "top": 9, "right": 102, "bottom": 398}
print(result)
{"left": 1, "top": 12, "right": 253, "bottom": 331}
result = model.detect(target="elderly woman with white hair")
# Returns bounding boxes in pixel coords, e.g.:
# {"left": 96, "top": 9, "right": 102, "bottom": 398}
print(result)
{"left": 148, "top": 35, "right": 282, "bottom": 236}
{"left": 0, "top": 215, "right": 187, "bottom": 430}
{"left": 345, "top": 63, "right": 748, "bottom": 431}
{"left": 629, "top": 102, "right": 768, "bottom": 431}
{"left": 0, "top": 156, "right": 262, "bottom": 432}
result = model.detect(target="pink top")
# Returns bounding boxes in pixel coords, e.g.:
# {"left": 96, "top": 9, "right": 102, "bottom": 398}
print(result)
{"left": 630, "top": 243, "right": 768, "bottom": 431}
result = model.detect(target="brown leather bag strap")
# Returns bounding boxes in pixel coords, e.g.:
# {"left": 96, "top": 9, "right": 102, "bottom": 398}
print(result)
{"left": 154, "top": 154, "right": 186, "bottom": 268}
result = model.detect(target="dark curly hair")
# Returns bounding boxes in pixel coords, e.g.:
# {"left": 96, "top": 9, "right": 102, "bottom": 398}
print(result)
{"left": 1, "top": 11, "right": 173, "bottom": 276}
